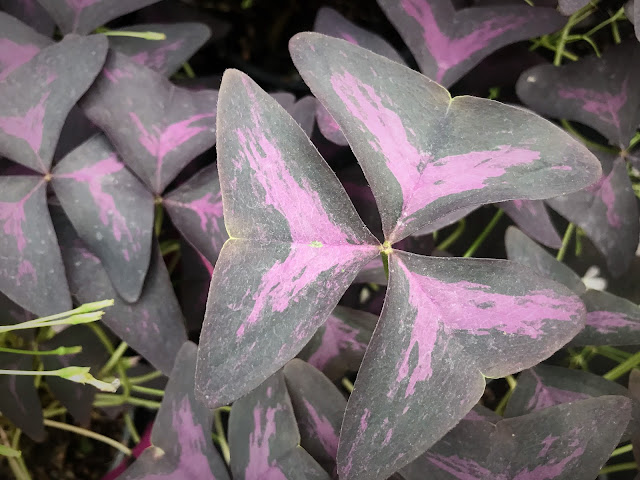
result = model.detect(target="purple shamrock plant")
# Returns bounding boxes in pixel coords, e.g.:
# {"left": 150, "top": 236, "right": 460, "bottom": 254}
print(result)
{"left": 195, "top": 32, "right": 604, "bottom": 479}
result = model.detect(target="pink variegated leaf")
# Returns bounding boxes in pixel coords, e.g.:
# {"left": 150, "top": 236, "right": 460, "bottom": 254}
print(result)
{"left": 0, "top": 176, "right": 71, "bottom": 315}
{"left": 338, "top": 251, "right": 585, "bottom": 479}
{"left": 271, "top": 92, "right": 317, "bottom": 137}
{"left": 0, "top": 11, "right": 52, "bottom": 81}
{"left": 52, "top": 134, "right": 155, "bottom": 303}
{"left": 80, "top": 50, "right": 217, "bottom": 195}
{"left": 163, "top": 163, "right": 227, "bottom": 266}
{"left": 401, "top": 396, "right": 630, "bottom": 480}
{"left": 283, "top": 359, "right": 346, "bottom": 476}
{"left": 0, "top": 0, "right": 55, "bottom": 36}
{"left": 517, "top": 41, "right": 640, "bottom": 149}
{"left": 0, "top": 34, "right": 107, "bottom": 173}
{"left": 290, "top": 33, "right": 601, "bottom": 243}
{"left": 194, "top": 71, "right": 379, "bottom": 408}
{"left": 228, "top": 370, "right": 331, "bottom": 480}
{"left": 119, "top": 342, "right": 230, "bottom": 480}
{"left": 108, "top": 22, "right": 211, "bottom": 77}
{"left": 499, "top": 199, "right": 562, "bottom": 249}
{"left": 36, "top": 0, "right": 161, "bottom": 35}
{"left": 377, "top": 0, "right": 564, "bottom": 88}
{"left": 547, "top": 152, "right": 639, "bottom": 277}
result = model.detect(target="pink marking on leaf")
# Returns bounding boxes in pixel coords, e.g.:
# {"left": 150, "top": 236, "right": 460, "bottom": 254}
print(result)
{"left": 166, "top": 192, "right": 225, "bottom": 253}
{"left": 129, "top": 112, "right": 215, "bottom": 192}
{"left": 56, "top": 155, "right": 135, "bottom": 247}
{"left": 586, "top": 311, "right": 640, "bottom": 334}
{"left": 330, "top": 71, "right": 539, "bottom": 237}
{"left": 558, "top": 78, "right": 628, "bottom": 130}
{"left": 526, "top": 370, "right": 589, "bottom": 411}
{"left": 16, "top": 260, "right": 36, "bottom": 285}
{"left": 0, "top": 91, "right": 51, "bottom": 165}
{"left": 236, "top": 244, "right": 370, "bottom": 338}
{"left": 307, "top": 314, "right": 367, "bottom": 371}
{"left": 245, "top": 403, "right": 287, "bottom": 480}
{"left": 66, "top": 0, "right": 101, "bottom": 31}
{"left": 401, "top": 0, "right": 526, "bottom": 82}
{"left": 129, "top": 41, "right": 184, "bottom": 71}
{"left": 584, "top": 169, "right": 621, "bottom": 228}
{"left": 511, "top": 447, "right": 584, "bottom": 480}
{"left": 0, "top": 180, "right": 43, "bottom": 253}
{"left": 426, "top": 453, "right": 495, "bottom": 480}
{"left": 302, "top": 398, "right": 339, "bottom": 458}
{"left": 341, "top": 409, "right": 370, "bottom": 478}
{"left": 0, "top": 40, "right": 40, "bottom": 81}
{"left": 102, "top": 67, "right": 133, "bottom": 84}
{"left": 511, "top": 199, "right": 539, "bottom": 216}
{"left": 391, "top": 262, "right": 579, "bottom": 398}
{"left": 538, "top": 435, "right": 558, "bottom": 458}
{"left": 235, "top": 81, "right": 358, "bottom": 245}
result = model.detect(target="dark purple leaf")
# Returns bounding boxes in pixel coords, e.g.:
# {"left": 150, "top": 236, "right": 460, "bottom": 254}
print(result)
{"left": 178, "top": 239, "right": 212, "bottom": 332}
{"left": 120, "top": 341, "right": 230, "bottom": 480}
{"left": 297, "top": 306, "right": 377, "bottom": 382}
{"left": 108, "top": 22, "right": 211, "bottom": 77}
{"left": 164, "top": 163, "right": 227, "bottom": 266}
{"left": 558, "top": 0, "right": 590, "bottom": 15}
{"left": 290, "top": 33, "right": 602, "bottom": 244}
{"left": 354, "top": 257, "right": 387, "bottom": 285}
{"left": 571, "top": 289, "right": 640, "bottom": 346}
{"left": 55, "top": 210, "right": 187, "bottom": 375}
{"left": 36, "top": 0, "right": 161, "bottom": 35}
{"left": 0, "top": 11, "right": 52, "bottom": 81}
{"left": 52, "top": 134, "right": 155, "bottom": 303}
{"left": 228, "top": 370, "right": 331, "bottom": 480}
{"left": 283, "top": 359, "right": 346, "bottom": 476}
{"left": 516, "top": 41, "right": 640, "bottom": 148}
{"left": 499, "top": 199, "right": 562, "bottom": 249}
{"left": 338, "top": 251, "right": 585, "bottom": 479}
{"left": 0, "top": 34, "right": 107, "bottom": 173}
{"left": 505, "top": 226, "right": 586, "bottom": 295}
{"left": 401, "top": 396, "right": 630, "bottom": 480}
{"left": 194, "top": 70, "right": 379, "bottom": 408}
{"left": 0, "top": 353, "right": 44, "bottom": 441}
{"left": 80, "top": 50, "right": 217, "bottom": 194}
{"left": 272, "top": 92, "right": 317, "bottom": 137}
{"left": 547, "top": 152, "right": 639, "bottom": 277}
{"left": 0, "top": 176, "right": 71, "bottom": 315}
{"left": 410, "top": 205, "right": 476, "bottom": 237}
{"left": 377, "top": 0, "right": 564, "bottom": 88}
{"left": 41, "top": 325, "right": 111, "bottom": 426}
{"left": 0, "top": 0, "right": 55, "bottom": 36}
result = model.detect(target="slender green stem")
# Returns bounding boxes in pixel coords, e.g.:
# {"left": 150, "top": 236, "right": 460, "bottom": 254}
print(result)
{"left": 435, "top": 219, "right": 466, "bottom": 251}
{"left": 214, "top": 410, "right": 231, "bottom": 464}
{"left": 95, "top": 28, "right": 166, "bottom": 41}
{"left": 130, "top": 385, "right": 165, "bottom": 397}
{"left": 43, "top": 407, "right": 67, "bottom": 418}
{"left": 342, "top": 377, "right": 355, "bottom": 393}
{"left": 160, "top": 240, "right": 180, "bottom": 256}
{"left": 43, "top": 419, "right": 132, "bottom": 456}
{"left": 94, "top": 394, "right": 161, "bottom": 409}
{"left": 598, "top": 346, "right": 632, "bottom": 361}
{"left": 556, "top": 223, "right": 575, "bottom": 261}
{"left": 560, "top": 120, "right": 615, "bottom": 153}
{"left": 0, "top": 346, "right": 82, "bottom": 356}
{"left": 0, "top": 427, "right": 29, "bottom": 480}
{"left": 463, "top": 209, "right": 503, "bottom": 258}
{"left": 599, "top": 461, "right": 637, "bottom": 475}
{"left": 124, "top": 412, "right": 140, "bottom": 444}
{"left": 610, "top": 443, "right": 633, "bottom": 457}
{"left": 380, "top": 241, "right": 392, "bottom": 280}
{"left": 99, "top": 341, "right": 128, "bottom": 378}
{"left": 154, "top": 204, "right": 164, "bottom": 237}
{"left": 505, "top": 375, "right": 517, "bottom": 390}
{"left": 604, "top": 352, "right": 640, "bottom": 380}
{"left": 87, "top": 324, "right": 115, "bottom": 355}
{"left": 128, "top": 370, "right": 164, "bottom": 385}
{"left": 182, "top": 62, "right": 196, "bottom": 78}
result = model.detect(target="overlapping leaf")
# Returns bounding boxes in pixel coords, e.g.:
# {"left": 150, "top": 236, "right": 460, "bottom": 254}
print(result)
{"left": 194, "top": 70, "right": 380, "bottom": 408}
{"left": 0, "top": 0, "right": 55, "bottom": 36}
{"left": 337, "top": 251, "right": 585, "bottom": 480}
{"left": 80, "top": 50, "right": 217, "bottom": 194}
{"left": 377, "top": 0, "right": 564, "bottom": 87}
{"left": 36, "top": 0, "right": 161, "bottom": 35}
{"left": 498, "top": 199, "right": 562, "bottom": 248}
{"left": 400, "top": 396, "right": 631, "bottom": 480}
{"left": 0, "top": 34, "right": 107, "bottom": 173}
{"left": 558, "top": 0, "right": 590, "bottom": 15}
{"left": 0, "top": 11, "right": 52, "bottom": 81}
{"left": 297, "top": 306, "right": 377, "bottom": 381}
{"left": 506, "top": 226, "right": 640, "bottom": 345}
{"left": 283, "top": 359, "right": 346, "bottom": 476}
{"left": 108, "top": 22, "right": 211, "bottom": 77}
{"left": 228, "top": 369, "right": 331, "bottom": 480}
{"left": 52, "top": 134, "right": 155, "bottom": 302}
{"left": 271, "top": 92, "right": 317, "bottom": 138}
{"left": 546, "top": 152, "right": 639, "bottom": 277}
{"left": 289, "top": 33, "right": 601, "bottom": 243}
{"left": 120, "top": 341, "right": 230, "bottom": 480}
{"left": 516, "top": 40, "right": 640, "bottom": 148}
{"left": 0, "top": 176, "right": 71, "bottom": 316}
{"left": 54, "top": 209, "right": 187, "bottom": 375}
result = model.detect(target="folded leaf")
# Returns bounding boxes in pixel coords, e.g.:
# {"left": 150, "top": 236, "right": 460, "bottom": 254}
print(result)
{"left": 290, "top": 33, "right": 601, "bottom": 243}
{"left": 195, "top": 70, "right": 379, "bottom": 408}
{"left": 0, "top": 34, "right": 107, "bottom": 172}
{"left": 80, "top": 50, "right": 217, "bottom": 194}
{"left": 338, "top": 251, "right": 585, "bottom": 479}
{"left": 516, "top": 41, "right": 640, "bottom": 148}
{"left": 0, "top": 176, "right": 71, "bottom": 315}
{"left": 499, "top": 199, "right": 562, "bottom": 249}
{"left": 52, "top": 134, "right": 154, "bottom": 303}
{"left": 120, "top": 341, "right": 230, "bottom": 480}
{"left": 377, "top": 0, "right": 564, "bottom": 87}
{"left": 228, "top": 370, "right": 331, "bottom": 480}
